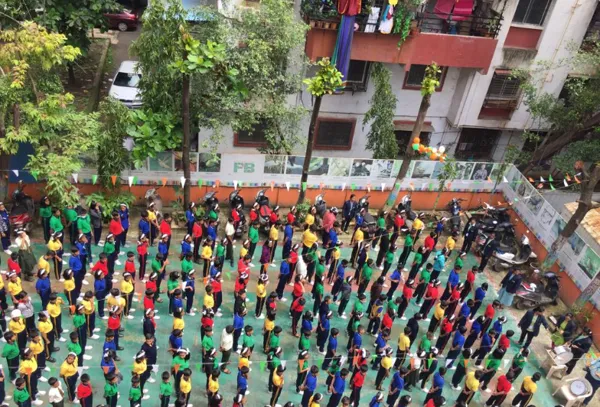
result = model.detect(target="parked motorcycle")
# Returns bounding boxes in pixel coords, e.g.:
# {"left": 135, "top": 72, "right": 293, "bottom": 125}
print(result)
{"left": 228, "top": 189, "right": 245, "bottom": 209}
{"left": 475, "top": 225, "right": 517, "bottom": 254}
{"left": 144, "top": 187, "right": 163, "bottom": 213}
{"left": 202, "top": 191, "right": 219, "bottom": 211}
{"left": 447, "top": 198, "right": 465, "bottom": 234}
{"left": 513, "top": 271, "right": 560, "bottom": 310}
{"left": 491, "top": 235, "right": 537, "bottom": 272}
{"left": 397, "top": 194, "right": 417, "bottom": 222}
{"left": 10, "top": 181, "right": 34, "bottom": 233}
{"left": 255, "top": 189, "right": 272, "bottom": 234}
{"left": 357, "top": 195, "right": 377, "bottom": 235}
{"left": 315, "top": 193, "right": 327, "bottom": 219}
{"left": 228, "top": 190, "right": 246, "bottom": 238}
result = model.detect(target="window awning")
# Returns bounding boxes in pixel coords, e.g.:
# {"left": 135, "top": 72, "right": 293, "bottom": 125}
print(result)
{"left": 394, "top": 123, "right": 435, "bottom": 133}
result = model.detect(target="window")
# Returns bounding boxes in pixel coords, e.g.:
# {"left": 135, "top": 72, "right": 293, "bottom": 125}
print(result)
{"left": 314, "top": 118, "right": 356, "bottom": 150}
{"left": 394, "top": 131, "right": 431, "bottom": 156}
{"left": 483, "top": 71, "right": 522, "bottom": 109}
{"left": 403, "top": 65, "right": 447, "bottom": 91}
{"left": 513, "top": 0, "right": 552, "bottom": 26}
{"left": 455, "top": 128, "right": 501, "bottom": 160}
{"left": 344, "top": 60, "right": 371, "bottom": 92}
{"left": 234, "top": 120, "right": 269, "bottom": 146}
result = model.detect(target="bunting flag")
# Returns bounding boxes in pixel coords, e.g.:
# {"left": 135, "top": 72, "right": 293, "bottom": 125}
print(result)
{"left": 301, "top": 182, "right": 307, "bottom": 191}
{"left": 550, "top": 183, "right": 556, "bottom": 191}
{"left": 225, "top": 272, "right": 231, "bottom": 281}
{"left": 215, "top": 180, "right": 221, "bottom": 188}
{"left": 487, "top": 176, "right": 492, "bottom": 182}
{"left": 428, "top": 183, "right": 433, "bottom": 191}
{"left": 133, "top": 176, "right": 138, "bottom": 185}
{"left": 233, "top": 180, "right": 238, "bottom": 190}
{"left": 342, "top": 182, "right": 346, "bottom": 191}
{"left": 574, "top": 175, "right": 581, "bottom": 184}
{"left": 128, "top": 176, "right": 134, "bottom": 187}
{"left": 198, "top": 179, "right": 203, "bottom": 187}
{"left": 351, "top": 183, "right": 356, "bottom": 191}
{"left": 503, "top": 176, "right": 508, "bottom": 183}
{"left": 536, "top": 183, "right": 544, "bottom": 189}
{"left": 72, "top": 173, "right": 78, "bottom": 183}
{"left": 381, "top": 183, "right": 385, "bottom": 192}
{"left": 446, "top": 182, "right": 452, "bottom": 189}
{"left": 540, "top": 176, "right": 545, "bottom": 182}
{"left": 548, "top": 174, "right": 554, "bottom": 182}
{"left": 528, "top": 177, "right": 535, "bottom": 183}
{"left": 319, "top": 182, "right": 324, "bottom": 190}
{"left": 12, "top": 170, "right": 18, "bottom": 177}
{"left": 285, "top": 182, "right": 290, "bottom": 191}
{"left": 564, "top": 179, "right": 569, "bottom": 187}
{"left": 270, "top": 181, "right": 275, "bottom": 192}
{"left": 161, "top": 177, "right": 167, "bottom": 186}
{"left": 30, "top": 171, "right": 39, "bottom": 181}
{"left": 92, "top": 175, "right": 98, "bottom": 185}
{"left": 366, "top": 183, "right": 371, "bottom": 192}
{"left": 409, "top": 182, "right": 415, "bottom": 191}
{"left": 111, "top": 175, "right": 117, "bottom": 186}
{"left": 181, "top": 177, "right": 186, "bottom": 187}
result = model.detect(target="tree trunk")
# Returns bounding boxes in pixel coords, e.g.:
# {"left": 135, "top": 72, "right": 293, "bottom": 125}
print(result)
{"left": 0, "top": 110, "right": 7, "bottom": 201}
{"left": 182, "top": 74, "right": 191, "bottom": 208}
{"left": 383, "top": 93, "right": 431, "bottom": 210}
{"left": 297, "top": 95, "right": 322, "bottom": 205}
{"left": 68, "top": 64, "right": 76, "bottom": 86}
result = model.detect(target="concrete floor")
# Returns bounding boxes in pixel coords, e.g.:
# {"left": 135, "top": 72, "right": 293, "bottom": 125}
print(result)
{"left": 2, "top": 211, "right": 588, "bottom": 407}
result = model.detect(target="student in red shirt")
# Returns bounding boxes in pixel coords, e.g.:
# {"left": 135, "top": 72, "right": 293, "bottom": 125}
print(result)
{"left": 435, "top": 314, "right": 455, "bottom": 354}
{"left": 287, "top": 206, "right": 297, "bottom": 226}
{"left": 290, "top": 297, "right": 305, "bottom": 337}
{"left": 287, "top": 244, "right": 299, "bottom": 284}
{"left": 481, "top": 300, "right": 500, "bottom": 334}
{"left": 291, "top": 275, "right": 305, "bottom": 305}
{"left": 419, "top": 280, "right": 440, "bottom": 318}
{"left": 211, "top": 272, "right": 223, "bottom": 316}
{"left": 234, "top": 273, "right": 249, "bottom": 295}
{"left": 424, "top": 395, "right": 445, "bottom": 407}
{"left": 137, "top": 234, "right": 149, "bottom": 281}
{"left": 146, "top": 272, "right": 160, "bottom": 303}
{"left": 485, "top": 371, "right": 513, "bottom": 406}
{"left": 460, "top": 266, "right": 477, "bottom": 302}
{"left": 445, "top": 284, "right": 462, "bottom": 317}
{"left": 249, "top": 203, "right": 259, "bottom": 223}
{"left": 77, "top": 373, "right": 93, "bottom": 407}
{"left": 143, "top": 288, "right": 155, "bottom": 311}
{"left": 422, "top": 232, "right": 436, "bottom": 264}
{"left": 381, "top": 308, "right": 394, "bottom": 332}
{"left": 124, "top": 251, "right": 136, "bottom": 279}
{"left": 201, "top": 308, "right": 215, "bottom": 339}
{"left": 92, "top": 253, "right": 109, "bottom": 277}
{"left": 8, "top": 252, "right": 21, "bottom": 275}
{"left": 192, "top": 218, "right": 202, "bottom": 263}
{"left": 237, "top": 256, "right": 250, "bottom": 277}
{"left": 350, "top": 364, "right": 368, "bottom": 407}
{"left": 160, "top": 213, "right": 173, "bottom": 252}
{"left": 109, "top": 211, "right": 124, "bottom": 254}
{"left": 397, "top": 279, "right": 414, "bottom": 320}
{"left": 496, "top": 330, "right": 514, "bottom": 352}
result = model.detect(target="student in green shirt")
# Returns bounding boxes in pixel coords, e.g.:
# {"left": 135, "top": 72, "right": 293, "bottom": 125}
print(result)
{"left": 151, "top": 253, "right": 168, "bottom": 303}
{"left": 248, "top": 222, "right": 260, "bottom": 261}
{"left": 49, "top": 208, "right": 64, "bottom": 238}
{"left": 352, "top": 294, "right": 367, "bottom": 314}
{"left": 2, "top": 332, "right": 20, "bottom": 380}
{"left": 269, "top": 326, "right": 281, "bottom": 350}
{"left": 167, "top": 272, "right": 181, "bottom": 315}
{"left": 104, "top": 234, "right": 116, "bottom": 278}
{"left": 160, "top": 371, "right": 173, "bottom": 407}
{"left": 312, "top": 275, "right": 324, "bottom": 315}
{"left": 408, "top": 246, "right": 424, "bottom": 281}
{"left": 130, "top": 375, "right": 142, "bottom": 404}
{"left": 326, "top": 355, "right": 342, "bottom": 389}
{"left": 298, "top": 329, "right": 311, "bottom": 351}
{"left": 242, "top": 326, "right": 255, "bottom": 353}
{"left": 202, "top": 326, "right": 215, "bottom": 356}
{"left": 181, "top": 253, "right": 194, "bottom": 281}
{"left": 383, "top": 246, "right": 396, "bottom": 277}
{"left": 454, "top": 254, "right": 464, "bottom": 270}
{"left": 13, "top": 377, "right": 30, "bottom": 405}
{"left": 480, "top": 348, "right": 505, "bottom": 391}
{"left": 40, "top": 196, "right": 52, "bottom": 242}
{"left": 358, "top": 259, "right": 374, "bottom": 296}
{"left": 398, "top": 233, "right": 414, "bottom": 268}
{"left": 414, "top": 263, "right": 433, "bottom": 304}
{"left": 419, "top": 332, "right": 433, "bottom": 352}
{"left": 64, "top": 205, "right": 78, "bottom": 245}
{"left": 104, "top": 373, "right": 119, "bottom": 406}
{"left": 509, "top": 347, "right": 528, "bottom": 382}
{"left": 77, "top": 210, "right": 92, "bottom": 258}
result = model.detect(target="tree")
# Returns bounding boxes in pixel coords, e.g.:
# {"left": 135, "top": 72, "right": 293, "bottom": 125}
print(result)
{"left": 432, "top": 159, "right": 460, "bottom": 211}
{"left": 36, "top": 0, "right": 119, "bottom": 82}
{"left": 363, "top": 63, "right": 398, "bottom": 159}
{"left": 515, "top": 41, "right": 600, "bottom": 174}
{"left": 0, "top": 93, "right": 102, "bottom": 206}
{"left": 384, "top": 63, "right": 441, "bottom": 209}
{"left": 97, "top": 98, "right": 133, "bottom": 190}
{"left": 297, "top": 58, "right": 343, "bottom": 204}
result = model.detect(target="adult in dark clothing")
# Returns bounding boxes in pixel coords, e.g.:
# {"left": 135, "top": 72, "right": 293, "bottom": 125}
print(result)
{"left": 566, "top": 328, "right": 594, "bottom": 375}
{"left": 342, "top": 195, "right": 357, "bottom": 233}
{"left": 406, "top": 313, "right": 422, "bottom": 350}
{"left": 517, "top": 307, "right": 548, "bottom": 348}
{"left": 479, "top": 234, "right": 500, "bottom": 271}
{"left": 460, "top": 218, "right": 479, "bottom": 254}
{"left": 497, "top": 268, "right": 523, "bottom": 308}
{"left": 375, "top": 228, "right": 391, "bottom": 268}
{"left": 550, "top": 313, "right": 576, "bottom": 348}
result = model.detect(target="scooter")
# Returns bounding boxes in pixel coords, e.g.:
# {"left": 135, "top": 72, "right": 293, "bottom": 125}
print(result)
{"left": 228, "top": 190, "right": 246, "bottom": 238}
{"left": 10, "top": 181, "right": 34, "bottom": 233}
{"left": 202, "top": 191, "right": 219, "bottom": 211}
{"left": 447, "top": 198, "right": 465, "bottom": 234}
{"left": 255, "top": 189, "right": 272, "bottom": 234}
{"left": 315, "top": 194, "right": 327, "bottom": 219}
{"left": 228, "top": 190, "right": 245, "bottom": 209}
{"left": 513, "top": 271, "right": 560, "bottom": 310}
{"left": 397, "top": 194, "right": 417, "bottom": 221}
{"left": 357, "top": 195, "right": 377, "bottom": 235}
{"left": 475, "top": 225, "right": 517, "bottom": 254}
{"left": 491, "top": 235, "right": 538, "bottom": 272}
{"left": 144, "top": 187, "right": 163, "bottom": 213}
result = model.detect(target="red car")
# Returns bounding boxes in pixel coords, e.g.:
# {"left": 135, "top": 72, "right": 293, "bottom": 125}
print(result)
{"left": 104, "top": 9, "right": 139, "bottom": 32}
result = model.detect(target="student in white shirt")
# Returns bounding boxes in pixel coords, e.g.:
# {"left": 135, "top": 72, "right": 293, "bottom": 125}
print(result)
{"left": 220, "top": 325, "right": 234, "bottom": 374}
{"left": 47, "top": 377, "right": 65, "bottom": 407}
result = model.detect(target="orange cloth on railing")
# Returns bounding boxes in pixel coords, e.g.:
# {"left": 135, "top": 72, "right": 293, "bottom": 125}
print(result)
{"left": 337, "top": 0, "right": 362, "bottom": 16}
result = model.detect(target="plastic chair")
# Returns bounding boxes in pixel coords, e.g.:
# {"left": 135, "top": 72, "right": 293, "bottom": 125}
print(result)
{"left": 547, "top": 364, "right": 568, "bottom": 379}
{"left": 553, "top": 378, "right": 593, "bottom": 407}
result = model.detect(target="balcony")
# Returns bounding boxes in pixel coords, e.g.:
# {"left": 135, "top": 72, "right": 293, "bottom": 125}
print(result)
{"left": 302, "top": 0, "right": 502, "bottom": 73}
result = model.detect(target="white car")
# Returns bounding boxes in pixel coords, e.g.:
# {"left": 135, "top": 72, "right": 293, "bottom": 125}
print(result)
{"left": 109, "top": 60, "right": 142, "bottom": 108}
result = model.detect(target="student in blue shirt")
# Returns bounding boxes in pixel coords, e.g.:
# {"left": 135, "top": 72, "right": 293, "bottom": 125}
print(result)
{"left": 371, "top": 328, "right": 389, "bottom": 369}
{"left": 455, "top": 299, "right": 474, "bottom": 330}
{"left": 424, "top": 367, "right": 446, "bottom": 404}
{"left": 386, "top": 268, "right": 403, "bottom": 300}
{"left": 444, "top": 326, "right": 467, "bottom": 368}
{"left": 316, "top": 311, "right": 332, "bottom": 353}
{"left": 441, "top": 266, "right": 460, "bottom": 301}
{"left": 470, "top": 282, "right": 488, "bottom": 319}
{"left": 369, "top": 392, "right": 384, "bottom": 407}
{"left": 237, "top": 365, "right": 249, "bottom": 396}
{"left": 331, "top": 260, "right": 348, "bottom": 301}
{"left": 327, "top": 368, "right": 349, "bottom": 407}
{"left": 300, "top": 365, "right": 319, "bottom": 407}
{"left": 386, "top": 368, "right": 407, "bottom": 407}
{"left": 431, "top": 249, "right": 446, "bottom": 281}
{"left": 325, "top": 226, "right": 339, "bottom": 265}
{"left": 35, "top": 269, "right": 51, "bottom": 309}
{"left": 169, "top": 329, "right": 183, "bottom": 353}
{"left": 232, "top": 312, "right": 244, "bottom": 352}
{"left": 184, "top": 270, "right": 196, "bottom": 315}
{"left": 158, "top": 234, "right": 169, "bottom": 260}
{"left": 139, "top": 211, "right": 151, "bottom": 240}
{"left": 348, "top": 325, "right": 364, "bottom": 357}
{"left": 180, "top": 235, "right": 192, "bottom": 259}
{"left": 474, "top": 329, "right": 497, "bottom": 366}
{"left": 275, "top": 259, "right": 290, "bottom": 300}
{"left": 282, "top": 221, "right": 294, "bottom": 260}
{"left": 185, "top": 203, "right": 196, "bottom": 235}
{"left": 207, "top": 222, "right": 217, "bottom": 249}
{"left": 69, "top": 246, "right": 84, "bottom": 296}
{"left": 118, "top": 204, "right": 129, "bottom": 247}
{"left": 492, "top": 316, "right": 507, "bottom": 335}
{"left": 322, "top": 328, "right": 338, "bottom": 371}
{"left": 94, "top": 270, "right": 107, "bottom": 318}
{"left": 101, "top": 350, "right": 116, "bottom": 379}
{"left": 464, "top": 316, "right": 486, "bottom": 349}
{"left": 419, "top": 348, "right": 439, "bottom": 390}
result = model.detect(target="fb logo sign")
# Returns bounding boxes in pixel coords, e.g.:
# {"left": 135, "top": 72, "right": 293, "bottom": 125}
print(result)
{"left": 234, "top": 162, "right": 255, "bottom": 173}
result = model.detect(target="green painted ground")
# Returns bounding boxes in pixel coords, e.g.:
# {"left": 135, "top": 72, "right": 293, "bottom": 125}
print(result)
{"left": 2, "top": 237, "right": 560, "bottom": 407}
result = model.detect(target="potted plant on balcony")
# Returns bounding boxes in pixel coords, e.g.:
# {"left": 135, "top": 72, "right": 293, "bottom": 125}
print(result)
{"left": 300, "top": 0, "right": 340, "bottom": 29}
{"left": 484, "top": 15, "right": 501, "bottom": 37}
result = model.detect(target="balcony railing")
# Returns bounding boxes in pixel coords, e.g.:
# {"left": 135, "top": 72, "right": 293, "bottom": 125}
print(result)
{"left": 301, "top": 0, "right": 502, "bottom": 39}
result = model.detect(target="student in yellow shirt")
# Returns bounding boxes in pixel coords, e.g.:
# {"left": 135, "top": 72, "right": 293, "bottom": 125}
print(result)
{"left": 60, "top": 352, "right": 79, "bottom": 402}
{"left": 19, "top": 348, "right": 40, "bottom": 402}
{"left": 28, "top": 330, "right": 48, "bottom": 375}
{"left": 120, "top": 272, "right": 134, "bottom": 317}
{"left": 255, "top": 274, "right": 268, "bottom": 318}
{"left": 7, "top": 271, "right": 23, "bottom": 304}
{"left": 270, "top": 365, "right": 285, "bottom": 407}
{"left": 238, "top": 347, "right": 251, "bottom": 370}
{"left": 46, "top": 293, "right": 64, "bottom": 340}
{"left": 81, "top": 291, "right": 99, "bottom": 339}
{"left": 445, "top": 231, "right": 458, "bottom": 258}
{"left": 201, "top": 240, "right": 213, "bottom": 279}
{"left": 9, "top": 309, "right": 27, "bottom": 350}
{"left": 413, "top": 215, "right": 425, "bottom": 240}
{"left": 393, "top": 327, "right": 411, "bottom": 370}
{"left": 240, "top": 240, "right": 249, "bottom": 259}
{"left": 204, "top": 285, "right": 215, "bottom": 309}
{"left": 269, "top": 221, "right": 281, "bottom": 264}
{"left": 180, "top": 368, "right": 193, "bottom": 405}
{"left": 62, "top": 269, "right": 76, "bottom": 307}
{"left": 308, "top": 392, "right": 323, "bottom": 407}
{"left": 38, "top": 311, "right": 57, "bottom": 362}
{"left": 302, "top": 225, "right": 318, "bottom": 255}
{"left": 47, "top": 233, "right": 63, "bottom": 279}
{"left": 457, "top": 370, "right": 483, "bottom": 405}
{"left": 350, "top": 227, "right": 365, "bottom": 267}
{"left": 37, "top": 252, "right": 52, "bottom": 279}
{"left": 132, "top": 350, "right": 148, "bottom": 388}
{"left": 173, "top": 308, "right": 185, "bottom": 331}
{"left": 107, "top": 288, "right": 126, "bottom": 317}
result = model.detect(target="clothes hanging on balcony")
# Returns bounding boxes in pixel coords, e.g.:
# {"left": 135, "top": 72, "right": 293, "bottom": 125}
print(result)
{"left": 332, "top": 15, "right": 356, "bottom": 84}
{"left": 364, "top": 6, "right": 381, "bottom": 33}
{"left": 337, "top": 0, "right": 362, "bottom": 16}
{"left": 452, "top": 0, "right": 474, "bottom": 21}
{"left": 379, "top": 4, "right": 394, "bottom": 34}
{"left": 433, "top": 0, "right": 454, "bottom": 19}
